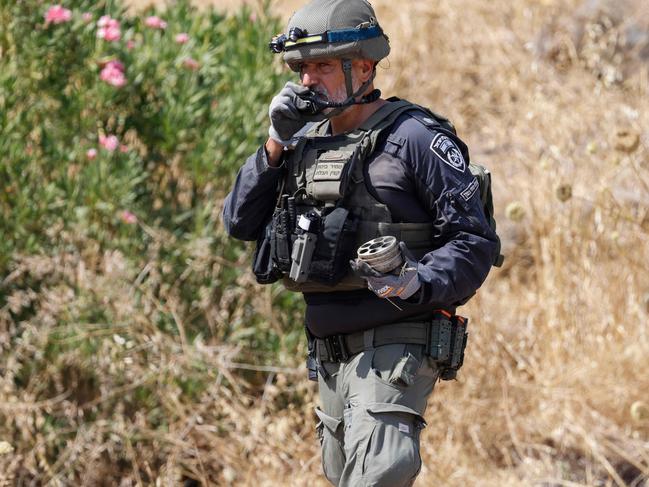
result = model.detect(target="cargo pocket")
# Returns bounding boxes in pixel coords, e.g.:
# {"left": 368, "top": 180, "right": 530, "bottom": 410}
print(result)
{"left": 361, "top": 403, "right": 426, "bottom": 486}
{"left": 387, "top": 352, "right": 422, "bottom": 387}
{"left": 371, "top": 344, "right": 423, "bottom": 389}
{"left": 314, "top": 407, "right": 345, "bottom": 485}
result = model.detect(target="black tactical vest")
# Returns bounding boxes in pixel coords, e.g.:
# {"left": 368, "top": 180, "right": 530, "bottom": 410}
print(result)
{"left": 252, "top": 99, "right": 501, "bottom": 291}
{"left": 279, "top": 100, "right": 441, "bottom": 293}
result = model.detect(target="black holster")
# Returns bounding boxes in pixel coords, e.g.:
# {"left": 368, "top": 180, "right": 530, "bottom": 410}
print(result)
{"left": 252, "top": 219, "right": 282, "bottom": 284}
{"left": 272, "top": 207, "right": 292, "bottom": 273}
{"left": 252, "top": 202, "right": 294, "bottom": 284}
{"left": 426, "top": 313, "right": 469, "bottom": 381}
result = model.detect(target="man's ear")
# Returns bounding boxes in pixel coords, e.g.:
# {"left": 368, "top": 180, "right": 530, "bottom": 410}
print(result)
{"left": 355, "top": 59, "right": 375, "bottom": 83}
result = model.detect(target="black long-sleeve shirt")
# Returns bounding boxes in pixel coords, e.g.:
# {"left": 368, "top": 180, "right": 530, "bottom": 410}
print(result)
{"left": 223, "top": 111, "right": 499, "bottom": 337}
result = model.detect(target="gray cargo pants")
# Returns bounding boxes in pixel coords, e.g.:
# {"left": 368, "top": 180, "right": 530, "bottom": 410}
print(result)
{"left": 315, "top": 332, "right": 439, "bottom": 487}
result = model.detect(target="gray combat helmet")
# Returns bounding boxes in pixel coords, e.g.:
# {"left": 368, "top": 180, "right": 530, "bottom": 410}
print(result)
{"left": 275, "top": 0, "right": 390, "bottom": 69}
{"left": 269, "top": 0, "right": 390, "bottom": 112}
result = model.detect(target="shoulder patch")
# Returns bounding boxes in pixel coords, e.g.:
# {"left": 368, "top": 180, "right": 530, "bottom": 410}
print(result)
{"left": 430, "top": 133, "right": 466, "bottom": 173}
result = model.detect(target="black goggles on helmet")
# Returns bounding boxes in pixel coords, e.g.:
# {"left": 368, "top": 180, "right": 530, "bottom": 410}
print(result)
{"left": 269, "top": 24, "right": 384, "bottom": 53}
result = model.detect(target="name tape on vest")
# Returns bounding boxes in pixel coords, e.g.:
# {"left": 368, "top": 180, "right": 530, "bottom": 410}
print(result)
{"left": 314, "top": 161, "right": 346, "bottom": 181}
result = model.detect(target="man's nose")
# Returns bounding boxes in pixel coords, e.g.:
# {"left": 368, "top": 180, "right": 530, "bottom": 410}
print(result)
{"left": 300, "top": 70, "right": 316, "bottom": 87}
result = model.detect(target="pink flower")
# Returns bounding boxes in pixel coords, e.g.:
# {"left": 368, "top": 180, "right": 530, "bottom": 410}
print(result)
{"left": 102, "top": 59, "right": 124, "bottom": 72}
{"left": 97, "top": 25, "right": 121, "bottom": 42}
{"left": 126, "top": 39, "right": 136, "bottom": 50}
{"left": 44, "top": 5, "right": 72, "bottom": 24}
{"left": 249, "top": 12, "right": 257, "bottom": 23}
{"left": 99, "top": 134, "right": 119, "bottom": 151}
{"left": 97, "top": 15, "right": 115, "bottom": 28}
{"left": 82, "top": 12, "right": 92, "bottom": 23}
{"left": 182, "top": 57, "right": 200, "bottom": 71}
{"left": 86, "top": 148, "right": 97, "bottom": 160}
{"left": 119, "top": 210, "right": 137, "bottom": 225}
{"left": 144, "top": 16, "right": 167, "bottom": 29}
{"left": 99, "top": 60, "right": 126, "bottom": 87}
{"left": 119, "top": 144, "right": 129, "bottom": 153}
{"left": 97, "top": 15, "right": 108, "bottom": 27}
{"left": 97, "top": 16, "right": 121, "bottom": 41}
{"left": 175, "top": 33, "right": 189, "bottom": 44}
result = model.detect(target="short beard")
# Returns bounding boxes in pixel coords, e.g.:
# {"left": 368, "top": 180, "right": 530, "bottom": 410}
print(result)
{"left": 319, "top": 84, "right": 348, "bottom": 104}
{"left": 314, "top": 74, "right": 363, "bottom": 104}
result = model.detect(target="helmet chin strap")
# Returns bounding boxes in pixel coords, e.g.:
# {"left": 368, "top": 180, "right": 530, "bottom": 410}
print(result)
{"left": 320, "top": 58, "right": 378, "bottom": 119}
{"left": 342, "top": 59, "right": 355, "bottom": 99}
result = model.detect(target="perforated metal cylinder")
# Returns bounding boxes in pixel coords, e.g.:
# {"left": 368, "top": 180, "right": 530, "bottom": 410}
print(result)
{"left": 357, "top": 236, "right": 403, "bottom": 273}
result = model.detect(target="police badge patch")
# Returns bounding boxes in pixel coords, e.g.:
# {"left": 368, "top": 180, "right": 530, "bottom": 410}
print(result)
{"left": 430, "top": 133, "right": 466, "bottom": 173}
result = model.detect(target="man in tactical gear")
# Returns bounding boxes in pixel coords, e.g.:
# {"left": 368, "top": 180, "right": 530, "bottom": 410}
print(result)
{"left": 223, "top": 0, "right": 500, "bottom": 485}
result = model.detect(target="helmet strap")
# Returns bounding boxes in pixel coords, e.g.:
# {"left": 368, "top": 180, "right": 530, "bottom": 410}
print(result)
{"left": 322, "top": 60, "right": 377, "bottom": 119}
{"left": 342, "top": 58, "right": 354, "bottom": 99}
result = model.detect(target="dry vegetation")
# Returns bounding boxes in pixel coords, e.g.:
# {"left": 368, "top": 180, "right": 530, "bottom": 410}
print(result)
{"left": 220, "top": 0, "right": 649, "bottom": 484}
{"left": 365, "top": 1, "right": 649, "bottom": 485}
{"left": 2, "top": 0, "right": 648, "bottom": 485}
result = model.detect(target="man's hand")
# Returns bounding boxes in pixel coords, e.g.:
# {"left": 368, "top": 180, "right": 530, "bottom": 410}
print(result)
{"left": 350, "top": 242, "right": 422, "bottom": 300}
{"left": 268, "top": 82, "right": 325, "bottom": 145}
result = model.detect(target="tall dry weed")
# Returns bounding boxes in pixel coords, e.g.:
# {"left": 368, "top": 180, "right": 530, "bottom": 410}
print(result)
{"left": 232, "top": 0, "right": 649, "bottom": 484}
{"left": 374, "top": 0, "right": 649, "bottom": 485}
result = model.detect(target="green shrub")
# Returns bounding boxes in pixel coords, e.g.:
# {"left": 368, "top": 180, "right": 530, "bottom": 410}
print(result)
{"left": 0, "top": 0, "right": 300, "bottom": 344}
{"left": 2, "top": 0, "right": 284, "bottom": 249}
{"left": 0, "top": 0, "right": 310, "bottom": 481}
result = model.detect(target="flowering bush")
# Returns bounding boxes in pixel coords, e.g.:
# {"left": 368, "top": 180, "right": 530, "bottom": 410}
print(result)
{"left": 0, "top": 0, "right": 288, "bottom": 266}
{"left": 0, "top": 2, "right": 302, "bottom": 481}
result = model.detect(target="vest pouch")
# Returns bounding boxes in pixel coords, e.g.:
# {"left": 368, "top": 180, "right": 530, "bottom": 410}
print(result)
{"left": 307, "top": 150, "right": 353, "bottom": 202}
{"left": 308, "top": 207, "right": 357, "bottom": 285}
{"left": 252, "top": 220, "right": 282, "bottom": 285}
{"left": 271, "top": 207, "right": 292, "bottom": 273}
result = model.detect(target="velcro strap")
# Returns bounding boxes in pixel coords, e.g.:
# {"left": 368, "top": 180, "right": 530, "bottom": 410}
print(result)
{"left": 284, "top": 26, "right": 384, "bottom": 50}
{"left": 315, "top": 321, "right": 429, "bottom": 363}
{"left": 326, "top": 25, "right": 383, "bottom": 43}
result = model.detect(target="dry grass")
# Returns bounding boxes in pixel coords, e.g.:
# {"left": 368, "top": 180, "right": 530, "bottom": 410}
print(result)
{"left": 2, "top": 0, "right": 648, "bottom": 485}
{"left": 249, "top": 1, "right": 649, "bottom": 484}
{"left": 370, "top": 1, "right": 649, "bottom": 484}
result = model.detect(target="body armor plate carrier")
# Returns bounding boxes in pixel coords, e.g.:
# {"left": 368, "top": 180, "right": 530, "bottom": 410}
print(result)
{"left": 252, "top": 98, "right": 502, "bottom": 293}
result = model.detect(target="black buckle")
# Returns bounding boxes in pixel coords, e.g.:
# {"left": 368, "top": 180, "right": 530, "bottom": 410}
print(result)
{"left": 324, "top": 335, "right": 350, "bottom": 363}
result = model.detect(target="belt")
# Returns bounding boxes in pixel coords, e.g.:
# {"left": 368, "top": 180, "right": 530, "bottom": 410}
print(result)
{"left": 314, "top": 321, "right": 430, "bottom": 363}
